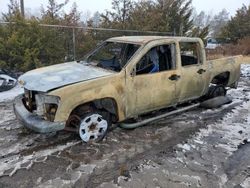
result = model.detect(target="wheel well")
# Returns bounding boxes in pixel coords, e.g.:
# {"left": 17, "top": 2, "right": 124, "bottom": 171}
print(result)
{"left": 211, "top": 72, "right": 230, "bottom": 86}
{"left": 69, "top": 98, "right": 119, "bottom": 123}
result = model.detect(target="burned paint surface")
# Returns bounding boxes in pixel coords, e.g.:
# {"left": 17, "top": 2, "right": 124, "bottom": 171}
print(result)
{"left": 19, "top": 62, "right": 114, "bottom": 92}
{"left": 49, "top": 37, "right": 242, "bottom": 123}
{"left": 107, "top": 36, "right": 203, "bottom": 45}
{"left": 15, "top": 36, "right": 243, "bottom": 133}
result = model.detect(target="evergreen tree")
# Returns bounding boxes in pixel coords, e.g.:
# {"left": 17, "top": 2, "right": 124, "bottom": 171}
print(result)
{"left": 101, "top": 0, "right": 194, "bottom": 36}
{"left": 41, "top": 0, "right": 69, "bottom": 23}
{"left": 220, "top": 4, "right": 250, "bottom": 42}
{"left": 157, "top": 0, "right": 193, "bottom": 35}
{"left": 101, "top": 0, "right": 134, "bottom": 29}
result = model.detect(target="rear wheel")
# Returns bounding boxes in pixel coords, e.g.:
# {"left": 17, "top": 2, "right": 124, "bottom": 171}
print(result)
{"left": 206, "top": 85, "right": 226, "bottom": 99}
{"left": 200, "top": 85, "right": 229, "bottom": 109}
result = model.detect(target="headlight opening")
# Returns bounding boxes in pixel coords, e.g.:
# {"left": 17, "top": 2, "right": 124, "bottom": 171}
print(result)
{"left": 45, "top": 103, "right": 58, "bottom": 121}
{"left": 35, "top": 94, "right": 60, "bottom": 121}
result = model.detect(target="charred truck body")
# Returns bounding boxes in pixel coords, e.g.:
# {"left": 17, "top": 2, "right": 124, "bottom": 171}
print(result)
{"left": 14, "top": 36, "right": 242, "bottom": 142}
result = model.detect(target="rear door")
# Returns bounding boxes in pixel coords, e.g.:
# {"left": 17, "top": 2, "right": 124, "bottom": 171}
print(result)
{"left": 176, "top": 41, "right": 208, "bottom": 102}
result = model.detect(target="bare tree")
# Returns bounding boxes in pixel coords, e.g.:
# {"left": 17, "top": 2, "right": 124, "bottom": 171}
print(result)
{"left": 210, "top": 9, "right": 230, "bottom": 37}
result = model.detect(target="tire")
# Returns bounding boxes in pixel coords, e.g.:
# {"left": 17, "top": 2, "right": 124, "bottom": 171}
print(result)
{"left": 200, "top": 96, "right": 232, "bottom": 109}
{"left": 201, "top": 85, "right": 230, "bottom": 109}
{"left": 78, "top": 111, "right": 111, "bottom": 143}
{"left": 206, "top": 85, "right": 226, "bottom": 99}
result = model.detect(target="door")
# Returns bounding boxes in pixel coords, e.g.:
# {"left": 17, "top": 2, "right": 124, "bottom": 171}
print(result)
{"left": 176, "top": 41, "right": 207, "bottom": 102}
{"left": 125, "top": 43, "right": 180, "bottom": 117}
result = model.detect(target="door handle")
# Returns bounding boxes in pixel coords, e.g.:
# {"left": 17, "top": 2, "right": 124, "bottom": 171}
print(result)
{"left": 169, "top": 74, "right": 181, "bottom": 81}
{"left": 197, "top": 69, "right": 206, "bottom": 74}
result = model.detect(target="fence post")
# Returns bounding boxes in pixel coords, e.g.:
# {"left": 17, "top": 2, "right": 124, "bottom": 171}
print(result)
{"left": 20, "top": 0, "right": 25, "bottom": 18}
{"left": 72, "top": 27, "right": 76, "bottom": 61}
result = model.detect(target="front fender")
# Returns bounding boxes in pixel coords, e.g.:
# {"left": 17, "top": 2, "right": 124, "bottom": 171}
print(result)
{"left": 49, "top": 75, "right": 126, "bottom": 122}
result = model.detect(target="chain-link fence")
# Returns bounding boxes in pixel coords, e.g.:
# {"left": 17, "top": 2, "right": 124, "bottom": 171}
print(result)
{"left": 0, "top": 22, "right": 173, "bottom": 62}
{"left": 1, "top": 21, "right": 248, "bottom": 72}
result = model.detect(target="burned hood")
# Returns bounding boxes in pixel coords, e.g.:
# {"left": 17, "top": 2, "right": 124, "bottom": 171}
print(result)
{"left": 19, "top": 62, "right": 114, "bottom": 92}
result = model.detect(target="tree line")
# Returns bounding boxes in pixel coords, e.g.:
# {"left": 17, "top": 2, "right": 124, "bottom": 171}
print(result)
{"left": 0, "top": 0, "right": 249, "bottom": 72}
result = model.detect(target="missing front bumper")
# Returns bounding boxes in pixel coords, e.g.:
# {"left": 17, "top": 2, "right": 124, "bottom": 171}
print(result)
{"left": 14, "top": 94, "right": 65, "bottom": 133}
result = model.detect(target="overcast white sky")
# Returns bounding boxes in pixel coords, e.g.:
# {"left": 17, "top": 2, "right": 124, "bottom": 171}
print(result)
{"left": 0, "top": 0, "right": 249, "bottom": 17}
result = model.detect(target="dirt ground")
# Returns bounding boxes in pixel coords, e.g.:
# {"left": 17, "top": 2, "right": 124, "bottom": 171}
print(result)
{"left": 0, "top": 64, "right": 250, "bottom": 188}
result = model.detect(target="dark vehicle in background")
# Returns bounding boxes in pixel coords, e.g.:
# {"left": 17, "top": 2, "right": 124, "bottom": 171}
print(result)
{"left": 0, "top": 69, "right": 18, "bottom": 92}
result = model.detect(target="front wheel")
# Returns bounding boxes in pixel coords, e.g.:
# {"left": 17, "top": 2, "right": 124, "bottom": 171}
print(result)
{"left": 79, "top": 112, "right": 110, "bottom": 143}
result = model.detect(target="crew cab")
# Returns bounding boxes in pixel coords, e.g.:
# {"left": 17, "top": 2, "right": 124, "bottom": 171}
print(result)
{"left": 14, "top": 36, "right": 242, "bottom": 142}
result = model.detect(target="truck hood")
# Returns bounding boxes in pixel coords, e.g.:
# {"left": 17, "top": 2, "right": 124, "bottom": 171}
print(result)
{"left": 19, "top": 62, "right": 114, "bottom": 92}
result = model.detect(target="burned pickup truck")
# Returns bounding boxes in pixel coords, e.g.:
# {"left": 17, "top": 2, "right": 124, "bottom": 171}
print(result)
{"left": 14, "top": 36, "right": 242, "bottom": 142}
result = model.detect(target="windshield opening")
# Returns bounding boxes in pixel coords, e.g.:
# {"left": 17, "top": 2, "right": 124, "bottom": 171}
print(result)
{"left": 84, "top": 42, "right": 140, "bottom": 72}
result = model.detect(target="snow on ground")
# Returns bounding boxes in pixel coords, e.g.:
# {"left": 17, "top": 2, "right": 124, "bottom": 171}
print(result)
{"left": 0, "top": 141, "right": 80, "bottom": 177}
{"left": 164, "top": 65, "right": 250, "bottom": 186}
{"left": 241, "top": 64, "right": 250, "bottom": 77}
{"left": 99, "top": 64, "right": 250, "bottom": 188}
{"left": 0, "top": 84, "right": 23, "bottom": 102}
{"left": 0, "top": 108, "right": 16, "bottom": 126}
{"left": 241, "top": 177, "right": 250, "bottom": 188}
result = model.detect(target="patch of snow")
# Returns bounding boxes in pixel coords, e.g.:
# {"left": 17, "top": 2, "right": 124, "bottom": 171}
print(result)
{"left": 75, "top": 164, "right": 96, "bottom": 174}
{"left": 134, "top": 159, "right": 158, "bottom": 172}
{"left": 0, "top": 141, "right": 80, "bottom": 177}
{"left": 98, "top": 182, "right": 120, "bottom": 188}
{"left": 193, "top": 139, "right": 204, "bottom": 145}
{"left": 176, "top": 157, "right": 184, "bottom": 163}
{"left": 201, "top": 99, "right": 250, "bottom": 153}
{"left": 241, "top": 177, "right": 250, "bottom": 188}
{"left": 177, "top": 143, "right": 191, "bottom": 151}
{"left": 241, "top": 64, "right": 250, "bottom": 77}
{"left": 166, "top": 172, "right": 202, "bottom": 187}
{"left": 0, "top": 84, "right": 23, "bottom": 102}
{"left": 117, "top": 175, "right": 131, "bottom": 184}
{"left": 36, "top": 177, "right": 43, "bottom": 184}
{"left": 175, "top": 91, "right": 250, "bottom": 186}
{"left": 0, "top": 142, "right": 29, "bottom": 158}
{"left": 37, "top": 164, "right": 96, "bottom": 188}
{"left": 201, "top": 88, "right": 245, "bottom": 115}
{"left": 37, "top": 177, "right": 75, "bottom": 188}
{"left": 0, "top": 109, "right": 16, "bottom": 125}
{"left": 219, "top": 174, "right": 228, "bottom": 187}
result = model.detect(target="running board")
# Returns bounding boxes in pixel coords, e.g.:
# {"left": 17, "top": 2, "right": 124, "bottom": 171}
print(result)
{"left": 119, "top": 96, "right": 232, "bottom": 129}
{"left": 119, "top": 103, "right": 200, "bottom": 129}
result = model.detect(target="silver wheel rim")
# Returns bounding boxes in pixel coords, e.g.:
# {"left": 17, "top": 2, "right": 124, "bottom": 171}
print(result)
{"left": 79, "top": 114, "right": 108, "bottom": 142}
